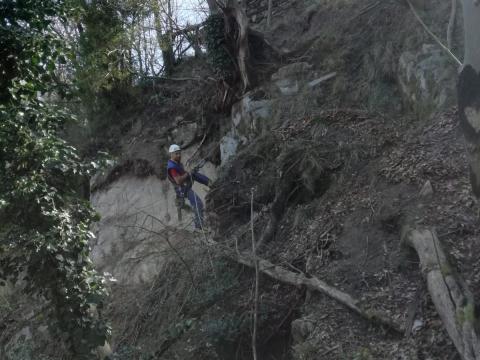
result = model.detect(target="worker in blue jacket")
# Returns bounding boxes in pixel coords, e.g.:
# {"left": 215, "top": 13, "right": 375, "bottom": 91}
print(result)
{"left": 167, "top": 144, "right": 210, "bottom": 229}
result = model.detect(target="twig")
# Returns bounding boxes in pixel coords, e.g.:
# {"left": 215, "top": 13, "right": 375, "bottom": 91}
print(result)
{"left": 185, "top": 124, "right": 209, "bottom": 168}
{"left": 406, "top": 0, "right": 462, "bottom": 66}
{"left": 251, "top": 188, "right": 259, "bottom": 360}
{"left": 362, "top": 235, "right": 370, "bottom": 268}
{"left": 127, "top": 224, "right": 197, "bottom": 289}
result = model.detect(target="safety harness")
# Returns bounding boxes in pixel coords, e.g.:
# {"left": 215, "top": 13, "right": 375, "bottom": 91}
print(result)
{"left": 167, "top": 160, "right": 193, "bottom": 194}
{"left": 167, "top": 160, "right": 192, "bottom": 221}
{"left": 167, "top": 159, "right": 210, "bottom": 223}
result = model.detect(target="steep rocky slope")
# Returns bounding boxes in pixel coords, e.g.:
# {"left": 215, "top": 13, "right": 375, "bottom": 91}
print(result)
{"left": 1, "top": 0, "right": 473, "bottom": 359}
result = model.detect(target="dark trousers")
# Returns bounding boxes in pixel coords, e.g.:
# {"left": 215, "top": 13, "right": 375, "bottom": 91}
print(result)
{"left": 178, "top": 172, "right": 209, "bottom": 229}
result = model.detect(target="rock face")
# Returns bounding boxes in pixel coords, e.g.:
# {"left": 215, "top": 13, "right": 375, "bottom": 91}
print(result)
{"left": 90, "top": 150, "right": 216, "bottom": 285}
{"left": 231, "top": 91, "right": 272, "bottom": 140}
{"left": 219, "top": 131, "right": 240, "bottom": 165}
{"left": 219, "top": 91, "right": 272, "bottom": 164}
{"left": 271, "top": 62, "right": 313, "bottom": 96}
{"left": 219, "top": 62, "right": 337, "bottom": 165}
{"left": 398, "top": 44, "right": 457, "bottom": 117}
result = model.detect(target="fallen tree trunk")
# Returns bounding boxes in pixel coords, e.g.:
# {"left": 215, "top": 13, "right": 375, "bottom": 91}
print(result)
{"left": 199, "top": 224, "right": 404, "bottom": 333}
{"left": 402, "top": 226, "right": 480, "bottom": 360}
{"left": 233, "top": 251, "right": 404, "bottom": 333}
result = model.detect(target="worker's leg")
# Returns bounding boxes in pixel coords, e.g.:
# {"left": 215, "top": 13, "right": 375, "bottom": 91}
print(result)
{"left": 192, "top": 172, "right": 210, "bottom": 187}
{"left": 187, "top": 189, "right": 204, "bottom": 229}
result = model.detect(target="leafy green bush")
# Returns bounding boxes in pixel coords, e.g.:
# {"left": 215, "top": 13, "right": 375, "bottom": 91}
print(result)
{"left": 0, "top": 1, "right": 109, "bottom": 357}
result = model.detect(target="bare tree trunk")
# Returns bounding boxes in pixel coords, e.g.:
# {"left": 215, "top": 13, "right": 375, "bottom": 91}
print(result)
{"left": 206, "top": 0, "right": 219, "bottom": 14}
{"left": 152, "top": 0, "right": 175, "bottom": 75}
{"left": 186, "top": 29, "right": 202, "bottom": 58}
{"left": 463, "top": 1, "right": 480, "bottom": 70}
{"left": 459, "top": 0, "right": 480, "bottom": 197}
{"left": 402, "top": 226, "right": 480, "bottom": 360}
{"left": 142, "top": 23, "right": 149, "bottom": 75}
{"left": 134, "top": 28, "right": 144, "bottom": 75}
{"left": 224, "top": 0, "right": 251, "bottom": 91}
{"left": 267, "top": 0, "right": 273, "bottom": 29}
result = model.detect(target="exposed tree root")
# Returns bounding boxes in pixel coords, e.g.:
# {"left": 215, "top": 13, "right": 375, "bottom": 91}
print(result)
{"left": 256, "top": 180, "right": 291, "bottom": 249}
{"left": 402, "top": 226, "right": 480, "bottom": 360}
{"left": 223, "top": 0, "right": 252, "bottom": 91}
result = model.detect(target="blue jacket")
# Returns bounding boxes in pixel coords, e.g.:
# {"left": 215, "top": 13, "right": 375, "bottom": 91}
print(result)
{"left": 167, "top": 160, "right": 209, "bottom": 196}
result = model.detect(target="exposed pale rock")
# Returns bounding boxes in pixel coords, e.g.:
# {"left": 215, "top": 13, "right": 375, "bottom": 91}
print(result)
{"left": 90, "top": 148, "right": 216, "bottom": 285}
{"left": 220, "top": 132, "right": 240, "bottom": 165}
{"left": 398, "top": 44, "right": 457, "bottom": 117}
{"left": 231, "top": 92, "right": 272, "bottom": 140}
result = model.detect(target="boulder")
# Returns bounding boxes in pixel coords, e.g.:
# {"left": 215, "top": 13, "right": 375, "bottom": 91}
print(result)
{"left": 220, "top": 132, "right": 240, "bottom": 165}
{"left": 291, "top": 318, "right": 315, "bottom": 343}
{"left": 231, "top": 91, "right": 272, "bottom": 140}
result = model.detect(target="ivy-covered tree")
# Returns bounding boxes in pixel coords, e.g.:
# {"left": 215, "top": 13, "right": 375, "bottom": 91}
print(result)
{"left": 75, "top": 0, "right": 132, "bottom": 96}
{"left": 0, "top": 0, "right": 109, "bottom": 357}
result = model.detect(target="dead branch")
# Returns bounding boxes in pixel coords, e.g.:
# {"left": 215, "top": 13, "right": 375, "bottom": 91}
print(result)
{"left": 406, "top": 0, "right": 461, "bottom": 66}
{"left": 232, "top": 249, "right": 404, "bottom": 333}
{"left": 402, "top": 226, "right": 480, "bottom": 360}
{"left": 128, "top": 224, "right": 197, "bottom": 288}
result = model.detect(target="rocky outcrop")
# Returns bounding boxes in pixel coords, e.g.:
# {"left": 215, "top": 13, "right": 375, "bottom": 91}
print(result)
{"left": 231, "top": 91, "right": 272, "bottom": 139}
{"left": 90, "top": 150, "right": 216, "bottom": 285}
{"left": 398, "top": 44, "right": 458, "bottom": 118}
{"left": 219, "top": 90, "right": 272, "bottom": 164}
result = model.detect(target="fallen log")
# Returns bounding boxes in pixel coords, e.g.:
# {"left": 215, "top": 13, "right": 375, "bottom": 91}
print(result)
{"left": 233, "top": 251, "right": 404, "bottom": 333}
{"left": 401, "top": 226, "right": 480, "bottom": 360}
{"left": 201, "top": 213, "right": 403, "bottom": 333}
